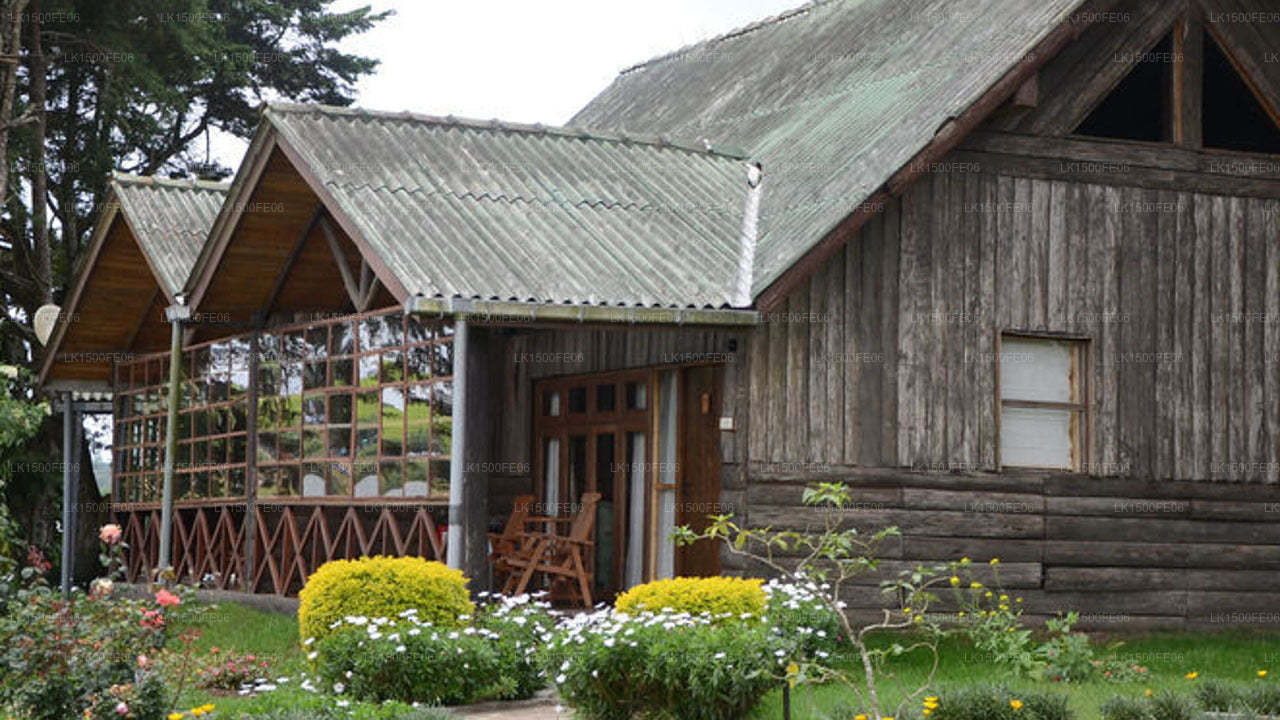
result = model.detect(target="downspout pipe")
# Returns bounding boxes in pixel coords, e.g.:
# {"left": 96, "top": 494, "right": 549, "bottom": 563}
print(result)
{"left": 158, "top": 300, "right": 190, "bottom": 575}
{"left": 60, "top": 392, "right": 74, "bottom": 595}
{"left": 445, "top": 308, "right": 469, "bottom": 570}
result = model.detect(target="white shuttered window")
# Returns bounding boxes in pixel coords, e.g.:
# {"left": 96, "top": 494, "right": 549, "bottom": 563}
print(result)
{"left": 999, "top": 335, "right": 1088, "bottom": 471}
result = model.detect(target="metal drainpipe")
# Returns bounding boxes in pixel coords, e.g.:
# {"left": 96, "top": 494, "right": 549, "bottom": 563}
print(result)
{"left": 446, "top": 314, "right": 468, "bottom": 570}
{"left": 158, "top": 300, "right": 190, "bottom": 575}
{"left": 60, "top": 391, "right": 74, "bottom": 595}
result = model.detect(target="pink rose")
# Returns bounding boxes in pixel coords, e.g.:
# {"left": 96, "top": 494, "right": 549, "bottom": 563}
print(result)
{"left": 154, "top": 589, "right": 180, "bottom": 607}
{"left": 115, "top": 701, "right": 128, "bottom": 714}
{"left": 99, "top": 524, "right": 123, "bottom": 545}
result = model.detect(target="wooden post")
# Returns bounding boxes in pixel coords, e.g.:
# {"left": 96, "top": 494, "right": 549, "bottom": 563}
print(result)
{"left": 59, "top": 392, "right": 75, "bottom": 595}
{"left": 158, "top": 301, "right": 190, "bottom": 573}
{"left": 243, "top": 330, "right": 260, "bottom": 591}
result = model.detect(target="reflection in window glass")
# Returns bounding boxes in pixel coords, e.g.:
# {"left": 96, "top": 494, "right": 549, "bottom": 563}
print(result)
{"left": 112, "top": 309, "right": 454, "bottom": 503}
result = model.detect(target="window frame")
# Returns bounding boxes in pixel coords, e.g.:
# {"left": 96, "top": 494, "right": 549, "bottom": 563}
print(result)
{"left": 994, "top": 330, "right": 1092, "bottom": 473}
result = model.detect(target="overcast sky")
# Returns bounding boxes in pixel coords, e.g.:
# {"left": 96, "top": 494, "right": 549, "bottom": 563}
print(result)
{"left": 211, "top": 0, "right": 800, "bottom": 167}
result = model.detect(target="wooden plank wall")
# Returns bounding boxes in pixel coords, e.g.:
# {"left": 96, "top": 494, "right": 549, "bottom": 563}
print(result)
{"left": 746, "top": 162, "right": 1280, "bottom": 483}
{"left": 735, "top": 471, "right": 1280, "bottom": 628}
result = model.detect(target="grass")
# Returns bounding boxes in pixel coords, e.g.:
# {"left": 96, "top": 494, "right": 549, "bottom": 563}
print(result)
{"left": 749, "top": 628, "right": 1280, "bottom": 720}
{"left": 176, "top": 602, "right": 1280, "bottom": 719}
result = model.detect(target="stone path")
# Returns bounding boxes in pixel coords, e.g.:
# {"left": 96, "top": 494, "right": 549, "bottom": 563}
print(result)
{"left": 451, "top": 694, "right": 564, "bottom": 719}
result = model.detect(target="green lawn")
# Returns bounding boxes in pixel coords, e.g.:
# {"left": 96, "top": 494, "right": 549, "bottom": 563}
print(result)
{"left": 177, "top": 602, "right": 1279, "bottom": 719}
{"left": 750, "top": 628, "right": 1280, "bottom": 720}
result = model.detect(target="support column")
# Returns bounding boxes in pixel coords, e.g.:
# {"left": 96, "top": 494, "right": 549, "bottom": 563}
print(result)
{"left": 446, "top": 315, "right": 468, "bottom": 570}
{"left": 59, "top": 392, "right": 75, "bottom": 595}
{"left": 158, "top": 301, "right": 190, "bottom": 574}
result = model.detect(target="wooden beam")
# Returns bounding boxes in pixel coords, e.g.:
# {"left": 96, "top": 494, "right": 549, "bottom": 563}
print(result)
{"left": 318, "top": 214, "right": 363, "bottom": 309}
{"left": 756, "top": 0, "right": 1123, "bottom": 312}
{"left": 260, "top": 204, "right": 323, "bottom": 325}
{"left": 1175, "top": 6, "right": 1204, "bottom": 148}
{"left": 1011, "top": 74, "right": 1039, "bottom": 110}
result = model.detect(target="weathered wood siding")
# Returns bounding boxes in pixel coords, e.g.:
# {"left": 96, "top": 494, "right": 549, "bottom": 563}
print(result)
{"left": 733, "top": 470, "right": 1280, "bottom": 628}
{"left": 746, "top": 156, "right": 1280, "bottom": 483}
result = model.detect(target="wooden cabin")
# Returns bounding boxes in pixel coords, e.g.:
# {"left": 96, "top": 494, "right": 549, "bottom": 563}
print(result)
{"left": 41, "top": 0, "right": 1280, "bottom": 626}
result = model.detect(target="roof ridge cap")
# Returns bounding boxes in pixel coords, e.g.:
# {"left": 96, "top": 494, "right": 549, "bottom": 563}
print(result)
{"left": 265, "top": 101, "right": 750, "bottom": 160}
{"left": 618, "top": 0, "right": 831, "bottom": 76}
{"left": 112, "top": 172, "right": 231, "bottom": 193}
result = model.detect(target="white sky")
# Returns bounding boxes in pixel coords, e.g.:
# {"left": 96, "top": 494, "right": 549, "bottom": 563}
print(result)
{"left": 210, "top": 0, "right": 800, "bottom": 168}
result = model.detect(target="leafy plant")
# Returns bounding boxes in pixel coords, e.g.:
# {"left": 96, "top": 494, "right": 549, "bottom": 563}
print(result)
{"left": 672, "top": 481, "right": 949, "bottom": 720}
{"left": 1100, "top": 695, "right": 1152, "bottom": 720}
{"left": 761, "top": 576, "right": 844, "bottom": 661}
{"left": 473, "top": 592, "right": 557, "bottom": 701}
{"left": 313, "top": 613, "right": 501, "bottom": 706}
{"left": 545, "top": 608, "right": 785, "bottom": 720}
{"left": 1194, "top": 679, "right": 1240, "bottom": 711}
{"left": 297, "top": 556, "right": 473, "bottom": 645}
{"left": 190, "top": 647, "right": 271, "bottom": 690}
{"left": 1148, "top": 689, "right": 1198, "bottom": 720}
{"left": 923, "top": 685, "right": 1074, "bottom": 720}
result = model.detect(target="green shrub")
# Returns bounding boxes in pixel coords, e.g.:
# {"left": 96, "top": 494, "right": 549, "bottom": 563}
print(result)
{"left": 1244, "top": 682, "right": 1280, "bottom": 715}
{"left": 614, "top": 575, "right": 765, "bottom": 620}
{"left": 474, "top": 592, "right": 556, "bottom": 700}
{"left": 0, "top": 585, "right": 177, "bottom": 720}
{"left": 314, "top": 614, "right": 501, "bottom": 706}
{"left": 1148, "top": 689, "right": 1197, "bottom": 720}
{"left": 924, "top": 685, "right": 1074, "bottom": 720}
{"left": 762, "top": 577, "right": 843, "bottom": 662}
{"left": 1100, "top": 695, "right": 1152, "bottom": 720}
{"left": 546, "top": 608, "right": 786, "bottom": 720}
{"left": 1194, "top": 679, "right": 1242, "bottom": 712}
{"left": 298, "top": 556, "right": 473, "bottom": 644}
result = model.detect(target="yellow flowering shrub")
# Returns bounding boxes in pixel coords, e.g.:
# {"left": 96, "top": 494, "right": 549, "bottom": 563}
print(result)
{"left": 614, "top": 576, "right": 765, "bottom": 620}
{"left": 298, "top": 556, "right": 473, "bottom": 644}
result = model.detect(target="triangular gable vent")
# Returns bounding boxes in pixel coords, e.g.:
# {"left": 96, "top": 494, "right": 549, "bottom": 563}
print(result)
{"left": 1075, "top": 32, "right": 1174, "bottom": 143}
{"left": 1073, "top": 27, "right": 1280, "bottom": 153}
{"left": 1202, "top": 29, "right": 1280, "bottom": 154}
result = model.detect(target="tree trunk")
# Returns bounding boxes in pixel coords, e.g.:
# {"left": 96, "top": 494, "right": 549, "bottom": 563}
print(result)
{"left": 0, "top": 0, "right": 27, "bottom": 222}
{"left": 28, "top": 0, "right": 50, "bottom": 305}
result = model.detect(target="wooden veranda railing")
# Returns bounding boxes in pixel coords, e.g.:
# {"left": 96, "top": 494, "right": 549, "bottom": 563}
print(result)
{"left": 118, "top": 501, "right": 447, "bottom": 595}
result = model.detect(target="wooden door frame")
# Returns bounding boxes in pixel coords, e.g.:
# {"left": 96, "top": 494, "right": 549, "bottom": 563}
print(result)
{"left": 532, "top": 361, "right": 727, "bottom": 588}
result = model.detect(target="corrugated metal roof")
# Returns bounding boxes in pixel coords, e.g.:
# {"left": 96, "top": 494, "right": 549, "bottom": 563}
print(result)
{"left": 265, "top": 105, "right": 754, "bottom": 308}
{"left": 112, "top": 175, "right": 229, "bottom": 296}
{"left": 572, "top": 0, "right": 1087, "bottom": 297}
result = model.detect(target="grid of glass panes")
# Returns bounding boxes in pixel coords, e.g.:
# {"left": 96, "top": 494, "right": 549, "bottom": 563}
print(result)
{"left": 254, "top": 309, "right": 454, "bottom": 499}
{"left": 113, "top": 355, "right": 173, "bottom": 503}
{"left": 173, "top": 336, "right": 252, "bottom": 500}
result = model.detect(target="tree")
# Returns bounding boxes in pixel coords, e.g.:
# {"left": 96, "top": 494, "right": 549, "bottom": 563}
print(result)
{"left": 3, "top": 0, "right": 389, "bottom": 335}
{"left": 0, "top": 0, "right": 390, "bottom": 573}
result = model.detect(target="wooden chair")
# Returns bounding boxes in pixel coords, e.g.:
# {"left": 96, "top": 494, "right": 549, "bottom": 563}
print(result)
{"left": 488, "top": 494, "right": 536, "bottom": 585}
{"left": 503, "top": 493, "right": 601, "bottom": 607}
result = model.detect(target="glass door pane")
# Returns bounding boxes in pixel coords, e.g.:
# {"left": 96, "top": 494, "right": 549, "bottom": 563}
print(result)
{"left": 655, "top": 370, "right": 678, "bottom": 580}
{"left": 594, "top": 432, "right": 616, "bottom": 594}
{"left": 625, "top": 431, "right": 647, "bottom": 589}
{"left": 543, "top": 437, "right": 561, "bottom": 510}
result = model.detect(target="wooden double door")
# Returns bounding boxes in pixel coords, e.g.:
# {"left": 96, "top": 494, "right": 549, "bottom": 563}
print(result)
{"left": 534, "top": 365, "right": 722, "bottom": 600}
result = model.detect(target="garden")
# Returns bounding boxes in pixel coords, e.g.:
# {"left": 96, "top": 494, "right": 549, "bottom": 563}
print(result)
{"left": 2, "top": 483, "right": 1278, "bottom": 720}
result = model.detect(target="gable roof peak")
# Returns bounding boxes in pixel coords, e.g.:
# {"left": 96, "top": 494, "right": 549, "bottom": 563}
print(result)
{"left": 619, "top": 0, "right": 826, "bottom": 76}
{"left": 261, "top": 101, "right": 750, "bottom": 160}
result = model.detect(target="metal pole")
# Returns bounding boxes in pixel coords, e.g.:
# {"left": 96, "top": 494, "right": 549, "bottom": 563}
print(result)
{"left": 446, "top": 315, "right": 468, "bottom": 570}
{"left": 60, "top": 392, "right": 74, "bottom": 595}
{"left": 158, "top": 302, "right": 190, "bottom": 574}
{"left": 782, "top": 683, "right": 791, "bottom": 720}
